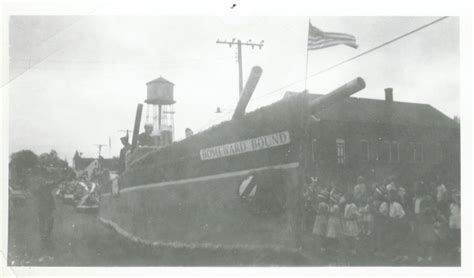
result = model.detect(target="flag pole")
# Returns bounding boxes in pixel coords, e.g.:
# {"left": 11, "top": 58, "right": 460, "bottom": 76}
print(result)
{"left": 304, "top": 19, "right": 310, "bottom": 91}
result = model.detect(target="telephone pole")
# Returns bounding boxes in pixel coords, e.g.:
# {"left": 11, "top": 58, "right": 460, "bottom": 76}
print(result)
{"left": 94, "top": 144, "right": 107, "bottom": 158}
{"left": 216, "top": 39, "right": 264, "bottom": 97}
{"left": 118, "top": 129, "right": 132, "bottom": 138}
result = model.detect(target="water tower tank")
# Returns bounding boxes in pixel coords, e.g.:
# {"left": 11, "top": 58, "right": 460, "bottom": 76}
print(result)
{"left": 145, "top": 77, "right": 175, "bottom": 105}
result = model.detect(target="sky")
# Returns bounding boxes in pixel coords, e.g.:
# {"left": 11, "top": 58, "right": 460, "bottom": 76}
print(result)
{"left": 6, "top": 16, "right": 459, "bottom": 160}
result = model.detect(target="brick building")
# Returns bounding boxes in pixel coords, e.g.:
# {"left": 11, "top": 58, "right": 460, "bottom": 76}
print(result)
{"left": 297, "top": 88, "right": 460, "bottom": 186}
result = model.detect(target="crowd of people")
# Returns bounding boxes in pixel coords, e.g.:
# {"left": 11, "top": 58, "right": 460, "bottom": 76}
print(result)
{"left": 302, "top": 175, "right": 461, "bottom": 265}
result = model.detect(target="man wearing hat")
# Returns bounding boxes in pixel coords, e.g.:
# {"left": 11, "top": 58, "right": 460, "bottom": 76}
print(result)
{"left": 138, "top": 123, "right": 154, "bottom": 147}
{"left": 119, "top": 135, "right": 131, "bottom": 173}
{"left": 34, "top": 165, "right": 58, "bottom": 262}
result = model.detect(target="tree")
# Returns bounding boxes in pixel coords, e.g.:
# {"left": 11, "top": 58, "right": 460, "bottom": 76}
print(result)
{"left": 9, "top": 150, "right": 38, "bottom": 189}
{"left": 10, "top": 149, "right": 76, "bottom": 191}
{"left": 38, "top": 149, "right": 67, "bottom": 169}
{"left": 10, "top": 150, "right": 38, "bottom": 170}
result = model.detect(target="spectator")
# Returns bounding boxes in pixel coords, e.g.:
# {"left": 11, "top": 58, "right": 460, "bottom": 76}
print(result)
{"left": 313, "top": 197, "right": 329, "bottom": 253}
{"left": 35, "top": 166, "right": 58, "bottom": 262}
{"left": 343, "top": 193, "right": 360, "bottom": 256}
{"left": 416, "top": 195, "right": 439, "bottom": 263}
{"left": 374, "top": 184, "right": 389, "bottom": 256}
{"left": 119, "top": 135, "right": 131, "bottom": 174}
{"left": 448, "top": 191, "right": 461, "bottom": 254}
{"left": 436, "top": 181, "right": 450, "bottom": 218}
{"left": 387, "top": 190, "right": 407, "bottom": 262}
{"left": 353, "top": 176, "right": 367, "bottom": 203}
{"left": 326, "top": 191, "right": 343, "bottom": 258}
{"left": 386, "top": 176, "right": 397, "bottom": 192}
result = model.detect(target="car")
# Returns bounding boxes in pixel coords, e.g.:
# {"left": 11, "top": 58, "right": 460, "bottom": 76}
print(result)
{"left": 75, "top": 181, "right": 100, "bottom": 214}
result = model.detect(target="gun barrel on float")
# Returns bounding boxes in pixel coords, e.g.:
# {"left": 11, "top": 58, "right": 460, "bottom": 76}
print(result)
{"left": 232, "top": 69, "right": 366, "bottom": 120}
{"left": 309, "top": 77, "right": 366, "bottom": 114}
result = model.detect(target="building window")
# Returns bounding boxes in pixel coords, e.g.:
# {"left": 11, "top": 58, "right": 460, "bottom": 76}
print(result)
{"left": 408, "top": 142, "right": 423, "bottom": 163}
{"left": 336, "top": 138, "right": 345, "bottom": 165}
{"left": 311, "top": 139, "right": 318, "bottom": 162}
{"left": 391, "top": 141, "right": 399, "bottom": 163}
{"left": 380, "top": 141, "right": 391, "bottom": 162}
{"left": 360, "top": 140, "right": 370, "bottom": 161}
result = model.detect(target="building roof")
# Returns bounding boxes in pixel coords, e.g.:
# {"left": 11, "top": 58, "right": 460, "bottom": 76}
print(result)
{"left": 73, "top": 152, "right": 95, "bottom": 171}
{"left": 284, "top": 92, "right": 459, "bottom": 129}
{"left": 73, "top": 151, "right": 119, "bottom": 171}
{"left": 146, "top": 76, "right": 174, "bottom": 85}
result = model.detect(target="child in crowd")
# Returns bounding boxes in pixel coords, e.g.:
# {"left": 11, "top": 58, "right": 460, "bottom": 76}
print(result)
{"left": 374, "top": 184, "right": 389, "bottom": 257}
{"left": 448, "top": 192, "right": 460, "bottom": 255}
{"left": 303, "top": 176, "right": 317, "bottom": 233}
{"left": 356, "top": 194, "right": 373, "bottom": 265}
{"left": 417, "top": 195, "right": 440, "bottom": 263}
{"left": 312, "top": 189, "right": 330, "bottom": 253}
{"left": 326, "top": 190, "right": 343, "bottom": 258}
{"left": 300, "top": 175, "right": 460, "bottom": 266}
{"left": 387, "top": 190, "right": 407, "bottom": 262}
{"left": 412, "top": 181, "right": 427, "bottom": 244}
{"left": 343, "top": 192, "right": 360, "bottom": 256}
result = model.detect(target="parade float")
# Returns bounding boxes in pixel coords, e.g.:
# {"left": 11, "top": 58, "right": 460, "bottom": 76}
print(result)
{"left": 97, "top": 65, "right": 366, "bottom": 254}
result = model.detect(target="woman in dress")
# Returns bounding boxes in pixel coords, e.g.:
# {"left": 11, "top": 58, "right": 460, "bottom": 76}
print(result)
{"left": 417, "top": 195, "right": 441, "bottom": 263}
{"left": 312, "top": 188, "right": 330, "bottom": 253}
{"left": 387, "top": 190, "right": 407, "bottom": 262}
{"left": 343, "top": 192, "right": 360, "bottom": 257}
{"left": 448, "top": 191, "right": 461, "bottom": 255}
{"left": 373, "top": 184, "right": 389, "bottom": 257}
{"left": 326, "top": 191, "right": 343, "bottom": 258}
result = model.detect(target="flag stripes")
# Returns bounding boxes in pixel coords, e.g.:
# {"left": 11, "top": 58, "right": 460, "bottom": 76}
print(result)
{"left": 307, "top": 22, "right": 358, "bottom": 50}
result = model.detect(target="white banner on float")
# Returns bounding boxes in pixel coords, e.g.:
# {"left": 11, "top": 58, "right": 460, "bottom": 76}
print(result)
{"left": 199, "top": 131, "right": 291, "bottom": 161}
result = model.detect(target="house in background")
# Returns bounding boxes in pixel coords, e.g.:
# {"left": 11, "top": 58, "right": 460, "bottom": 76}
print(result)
{"left": 72, "top": 151, "right": 120, "bottom": 179}
{"left": 285, "top": 88, "right": 460, "bottom": 187}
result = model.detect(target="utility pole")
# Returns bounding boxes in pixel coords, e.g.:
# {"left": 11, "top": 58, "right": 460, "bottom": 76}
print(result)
{"left": 216, "top": 38, "right": 264, "bottom": 97}
{"left": 118, "top": 129, "right": 132, "bottom": 138}
{"left": 94, "top": 144, "right": 107, "bottom": 158}
{"left": 93, "top": 144, "right": 106, "bottom": 171}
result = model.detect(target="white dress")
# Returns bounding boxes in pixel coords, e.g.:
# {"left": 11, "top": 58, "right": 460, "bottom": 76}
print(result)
{"left": 449, "top": 203, "right": 461, "bottom": 229}
{"left": 343, "top": 203, "right": 360, "bottom": 237}
{"left": 312, "top": 202, "right": 329, "bottom": 236}
{"left": 326, "top": 204, "right": 342, "bottom": 238}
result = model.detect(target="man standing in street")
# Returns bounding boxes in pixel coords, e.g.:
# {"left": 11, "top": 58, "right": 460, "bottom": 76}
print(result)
{"left": 119, "top": 135, "right": 131, "bottom": 173}
{"left": 35, "top": 166, "right": 57, "bottom": 262}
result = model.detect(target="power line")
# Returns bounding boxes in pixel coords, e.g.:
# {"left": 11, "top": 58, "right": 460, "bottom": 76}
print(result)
{"left": 216, "top": 38, "right": 264, "bottom": 97}
{"left": 307, "top": 16, "right": 449, "bottom": 79}
{"left": 253, "top": 16, "right": 450, "bottom": 102}
{"left": 196, "top": 109, "right": 233, "bottom": 133}
{"left": 200, "top": 16, "right": 450, "bottom": 131}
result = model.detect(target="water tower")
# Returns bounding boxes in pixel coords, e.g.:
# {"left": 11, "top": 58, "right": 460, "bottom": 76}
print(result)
{"left": 145, "top": 76, "right": 175, "bottom": 146}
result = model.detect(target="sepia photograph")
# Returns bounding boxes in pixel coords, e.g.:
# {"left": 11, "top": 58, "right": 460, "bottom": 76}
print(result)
{"left": 1, "top": 1, "right": 471, "bottom": 275}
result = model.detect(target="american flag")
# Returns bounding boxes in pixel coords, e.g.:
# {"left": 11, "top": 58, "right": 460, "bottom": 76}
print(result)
{"left": 307, "top": 22, "right": 358, "bottom": 50}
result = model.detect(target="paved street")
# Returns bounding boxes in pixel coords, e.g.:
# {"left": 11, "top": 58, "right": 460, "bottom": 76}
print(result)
{"left": 7, "top": 196, "right": 310, "bottom": 266}
{"left": 7, "top": 195, "right": 460, "bottom": 267}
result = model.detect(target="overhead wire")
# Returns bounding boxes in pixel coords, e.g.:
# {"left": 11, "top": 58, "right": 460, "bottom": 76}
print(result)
{"left": 199, "top": 16, "right": 451, "bottom": 131}
{"left": 252, "top": 16, "right": 450, "bottom": 102}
